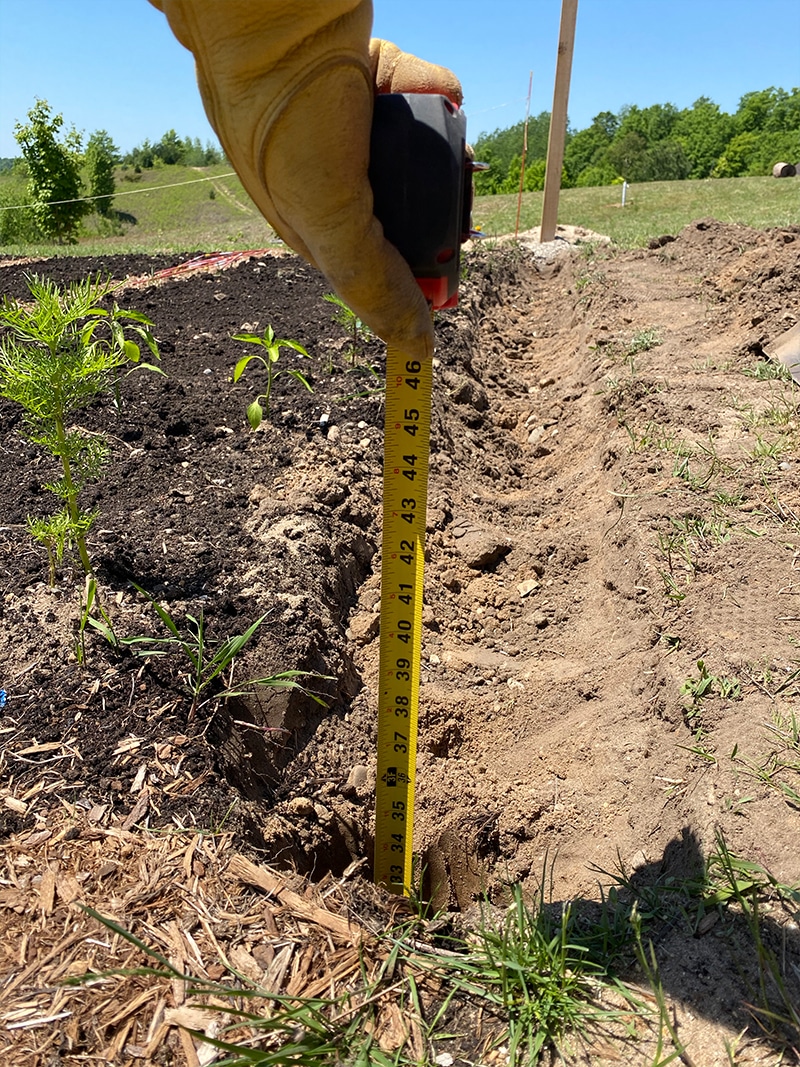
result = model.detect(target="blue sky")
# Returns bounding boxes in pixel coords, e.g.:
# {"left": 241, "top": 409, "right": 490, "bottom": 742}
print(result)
{"left": 1, "top": 0, "right": 798, "bottom": 159}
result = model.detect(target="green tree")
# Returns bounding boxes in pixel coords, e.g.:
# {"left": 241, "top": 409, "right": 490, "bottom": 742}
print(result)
{"left": 14, "top": 99, "right": 87, "bottom": 243}
{"left": 615, "top": 102, "right": 680, "bottom": 145}
{"left": 563, "top": 111, "right": 618, "bottom": 185}
{"left": 713, "top": 128, "right": 800, "bottom": 177}
{"left": 85, "top": 130, "right": 118, "bottom": 217}
{"left": 574, "top": 161, "right": 619, "bottom": 187}
{"left": 639, "top": 140, "right": 692, "bottom": 181}
{"left": 473, "top": 112, "right": 552, "bottom": 193}
{"left": 153, "top": 129, "right": 184, "bottom": 165}
{"left": 606, "top": 130, "right": 648, "bottom": 180}
{"left": 735, "top": 87, "right": 800, "bottom": 133}
{"left": 673, "top": 97, "right": 735, "bottom": 178}
{"left": 472, "top": 146, "right": 506, "bottom": 196}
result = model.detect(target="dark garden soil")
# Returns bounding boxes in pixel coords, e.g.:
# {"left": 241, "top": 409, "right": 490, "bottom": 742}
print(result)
{"left": 1, "top": 222, "right": 800, "bottom": 1064}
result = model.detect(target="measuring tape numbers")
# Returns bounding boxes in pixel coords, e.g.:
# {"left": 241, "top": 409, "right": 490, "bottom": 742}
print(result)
{"left": 373, "top": 346, "right": 432, "bottom": 893}
{"left": 369, "top": 91, "right": 476, "bottom": 893}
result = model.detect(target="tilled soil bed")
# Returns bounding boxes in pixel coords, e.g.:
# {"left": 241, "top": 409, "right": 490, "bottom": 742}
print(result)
{"left": 1, "top": 223, "right": 799, "bottom": 1065}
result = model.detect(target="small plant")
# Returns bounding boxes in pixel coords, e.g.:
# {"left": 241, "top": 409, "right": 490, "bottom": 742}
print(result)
{"left": 681, "top": 659, "right": 741, "bottom": 704}
{"left": 625, "top": 327, "right": 662, "bottom": 357}
{"left": 439, "top": 876, "right": 630, "bottom": 1063}
{"left": 323, "top": 293, "right": 373, "bottom": 366}
{"left": 743, "top": 359, "right": 791, "bottom": 382}
{"left": 0, "top": 273, "right": 160, "bottom": 583}
{"left": 232, "top": 325, "right": 312, "bottom": 428}
{"left": 703, "top": 833, "right": 800, "bottom": 1041}
{"left": 681, "top": 658, "right": 712, "bottom": 701}
{"left": 76, "top": 575, "right": 120, "bottom": 663}
{"left": 120, "top": 585, "right": 326, "bottom": 721}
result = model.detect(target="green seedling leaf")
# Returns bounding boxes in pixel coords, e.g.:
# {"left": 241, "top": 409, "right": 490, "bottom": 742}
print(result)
{"left": 287, "top": 369, "right": 313, "bottom": 391}
{"left": 120, "top": 309, "right": 155, "bottom": 326}
{"left": 129, "top": 361, "right": 166, "bottom": 376}
{"left": 277, "top": 338, "right": 310, "bottom": 357}
{"left": 123, "top": 339, "right": 140, "bottom": 361}
{"left": 78, "top": 906, "right": 184, "bottom": 977}
{"left": 246, "top": 399, "right": 263, "bottom": 430}
{"left": 221, "top": 671, "right": 332, "bottom": 707}
{"left": 130, "top": 581, "right": 181, "bottom": 638}
{"left": 140, "top": 330, "right": 160, "bottom": 361}
{"left": 232, "top": 333, "right": 266, "bottom": 346}
{"left": 233, "top": 353, "right": 262, "bottom": 381}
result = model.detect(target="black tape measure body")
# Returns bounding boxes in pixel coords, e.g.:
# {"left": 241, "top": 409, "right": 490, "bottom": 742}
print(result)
{"left": 369, "top": 93, "right": 469, "bottom": 309}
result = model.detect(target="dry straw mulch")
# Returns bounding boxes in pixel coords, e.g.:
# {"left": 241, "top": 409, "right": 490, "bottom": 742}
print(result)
{"left": 0, "top": 803, "right": 430, "bottom": 1066}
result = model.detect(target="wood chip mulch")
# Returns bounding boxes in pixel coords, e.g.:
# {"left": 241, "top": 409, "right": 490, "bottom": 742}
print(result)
{"left": 0, "top": 804, "right": 434, "bottom": 1066}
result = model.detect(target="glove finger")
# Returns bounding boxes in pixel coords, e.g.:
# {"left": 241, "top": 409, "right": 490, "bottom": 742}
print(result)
{"left": 370, "top": 39, "right": 463, "bottom": 105}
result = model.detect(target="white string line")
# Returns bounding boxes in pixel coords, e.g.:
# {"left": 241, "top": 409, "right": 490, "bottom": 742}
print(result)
{"left": 465, "top": 96, "right": 529, "bottom": 117}
{"left": 0, "top": 170, "right": 238, "bottom": 212}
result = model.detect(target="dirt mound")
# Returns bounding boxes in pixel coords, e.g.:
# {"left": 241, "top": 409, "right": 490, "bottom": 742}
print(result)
{"left": 2, "top": 223, "right": 799, "bottom": 1063}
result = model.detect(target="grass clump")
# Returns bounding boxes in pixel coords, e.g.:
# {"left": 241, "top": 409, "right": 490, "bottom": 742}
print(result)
{"left": 439, "top": 882, "right": 631, "bottom": 1063}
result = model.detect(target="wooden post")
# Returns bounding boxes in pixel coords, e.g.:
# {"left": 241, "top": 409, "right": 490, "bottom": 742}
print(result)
{"left": 540, "top": 0, "right": 578, "bottom": 243}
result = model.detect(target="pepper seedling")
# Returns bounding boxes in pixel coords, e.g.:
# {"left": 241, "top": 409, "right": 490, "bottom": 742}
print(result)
{"left": 232, "top": 325, "right": 312, "bottom": 429}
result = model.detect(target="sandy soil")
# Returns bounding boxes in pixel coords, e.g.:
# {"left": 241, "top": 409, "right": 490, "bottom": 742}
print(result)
{"left": 1, "top": 220, "right": 799, "bottom": 1064}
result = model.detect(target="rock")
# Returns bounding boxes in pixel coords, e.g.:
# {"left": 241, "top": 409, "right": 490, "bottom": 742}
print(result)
{"left": 347, "top": 612, "right": 379, "bottom": 646}
{"left": 450, "top": 376, "right": 489, "bottom": 411}
{"left": 767, "top": 320, "right": 800, "bottom": 383}
{"left": 286, "top": 797, "right": 316, "bottom": 817}
{"left": 342, "top": 764, "right": 370, "bottom": 798}
{"left": 527, "top": 425, "right": 546, "bottom": 446}
{"left": 517, "top": 578, "right": 540, "bottom": 598}
{"left": 451, "top": 517, "right": 512, "bottom": 570}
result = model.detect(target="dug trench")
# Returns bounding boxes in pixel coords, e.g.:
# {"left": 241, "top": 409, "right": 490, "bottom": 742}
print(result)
{"left": 2, "top": 223, "right": 800, "bottom": 1055}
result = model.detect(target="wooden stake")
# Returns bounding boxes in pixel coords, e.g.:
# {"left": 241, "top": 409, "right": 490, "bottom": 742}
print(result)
{"left": 540, "top": 0, "right": 578, "bottom": 243}
{"left": 514, "top": 70, "right": 534, "bottom": 239}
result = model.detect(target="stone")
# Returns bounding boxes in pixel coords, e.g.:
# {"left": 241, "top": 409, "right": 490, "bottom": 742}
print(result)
{"left": 517, "top": 578, "right": 540, "bottom": 598}
{"left": 347, "top": 612, "right": 379, "bottom": 646}
{"left": 451, "top": 517, "right": 512, "bottom": 570}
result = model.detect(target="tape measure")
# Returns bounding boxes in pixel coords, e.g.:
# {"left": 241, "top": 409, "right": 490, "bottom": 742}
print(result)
{"left": 369, "top": 93, "right": 477, "bottom": 893}
{"left": 373, "top": 346, "right": 432, "bottom": 892}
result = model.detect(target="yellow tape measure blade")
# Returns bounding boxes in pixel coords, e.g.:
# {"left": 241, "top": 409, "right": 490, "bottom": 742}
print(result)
{"left": 374, "top": 346, "right": 432, "bottom": 893}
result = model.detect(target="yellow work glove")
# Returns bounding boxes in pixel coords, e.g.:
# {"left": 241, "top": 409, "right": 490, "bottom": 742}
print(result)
{"left": 149, "top": 1, "right": 462, "bottom": 361}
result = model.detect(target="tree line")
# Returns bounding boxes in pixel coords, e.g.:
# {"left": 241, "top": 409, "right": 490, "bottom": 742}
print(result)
{"left": 0, "top": 99, "right": 225, "bottom": 245}
{"left": 473, "top": 86, "right": 800, "bottom": 195}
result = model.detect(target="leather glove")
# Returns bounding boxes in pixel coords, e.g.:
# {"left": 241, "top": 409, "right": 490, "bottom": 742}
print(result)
{"left": 148, "top": 1, "right": 462, "bottom": 361}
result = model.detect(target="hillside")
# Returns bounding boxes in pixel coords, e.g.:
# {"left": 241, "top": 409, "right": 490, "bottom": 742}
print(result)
{"left": 1, "top": 165, "right": 798, "bottom": 256}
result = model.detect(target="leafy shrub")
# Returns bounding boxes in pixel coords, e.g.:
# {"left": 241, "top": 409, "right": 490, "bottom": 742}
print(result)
{"left": 0, "top": 274, "right": 160, "bottom": 582}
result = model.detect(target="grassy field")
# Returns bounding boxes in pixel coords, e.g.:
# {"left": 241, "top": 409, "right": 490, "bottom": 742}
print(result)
{"left": 0, "top": 166, "right": 797, "bottom": 257}
{"left": 472, "top": 174, "right": 800, "bottom": 245}
{"left": 0, "top": 164, "right": 278, "bottom": 256}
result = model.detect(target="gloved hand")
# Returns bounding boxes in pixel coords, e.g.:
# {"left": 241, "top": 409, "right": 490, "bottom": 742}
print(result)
{"left": 149, "top": 1, "right": 462, "bottom": 361}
